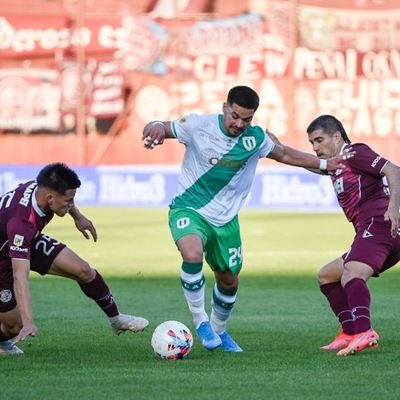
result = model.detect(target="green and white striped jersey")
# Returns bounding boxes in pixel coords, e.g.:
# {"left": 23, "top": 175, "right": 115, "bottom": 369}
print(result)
{"left": 170, "top": 113, "right": 275, "bottom": 226}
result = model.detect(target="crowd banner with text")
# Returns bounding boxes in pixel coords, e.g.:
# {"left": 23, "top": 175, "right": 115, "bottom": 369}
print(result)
{"left": 0, "top": 1, "right": 399, "bottom": 164}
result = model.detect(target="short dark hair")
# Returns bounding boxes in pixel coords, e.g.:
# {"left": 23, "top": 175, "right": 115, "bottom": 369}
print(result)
{"left": 306, "top": 115, "right": 351, "bottom": 144}
{"left": 227, "top": 86, "right": 259, "bottom": 111}
{"left": 36, "top": 163, "right": 81, "bottom": 194}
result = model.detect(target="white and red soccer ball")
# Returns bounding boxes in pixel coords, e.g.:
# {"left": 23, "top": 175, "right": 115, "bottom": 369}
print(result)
{"left": 151, "top": 320, "right": 193, "bottom": 360}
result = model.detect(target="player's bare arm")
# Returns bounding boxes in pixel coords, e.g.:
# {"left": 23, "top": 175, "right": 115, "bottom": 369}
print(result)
{"left": 267, "top": 142, "right": 353, "bottom": 172}
{"left": 266, "top": 129, "right": 326, "bottom": 174}
{"left": 382, "top": 162, "right": 400, "bottom": 238}
{"left": 69, "top": 206, "right": 98, "bottom": 242}
{"left": 12, "top": 258, "right": 37, "bottom": 344}
{"left": 142, "top": 121, "right": 175, "bottom": 149}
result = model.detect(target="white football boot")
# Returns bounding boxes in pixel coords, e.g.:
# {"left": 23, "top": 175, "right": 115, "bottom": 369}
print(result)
{"left": 0, "top": 340, "right": 24, "bottom": 355}
{"left": 110, "top": 313, "right": 149, "bottom": 334}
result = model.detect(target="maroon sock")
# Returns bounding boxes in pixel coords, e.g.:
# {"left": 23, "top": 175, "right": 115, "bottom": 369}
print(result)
{"left": 343, "top": 278, "right": 371, "bottom": 334}
{"left": 79, "top": 270, "right": 119, "bottom": 317}
{"left": 320, "top": 282, "right": 355, "bottom": 335}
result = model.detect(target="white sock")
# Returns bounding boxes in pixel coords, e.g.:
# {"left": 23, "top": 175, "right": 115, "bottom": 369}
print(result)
{"left": 210, "top": 284, "right": 237, "bottom": 335}
{"left": 180, "top": 270, "right": 208, "bottom": 328}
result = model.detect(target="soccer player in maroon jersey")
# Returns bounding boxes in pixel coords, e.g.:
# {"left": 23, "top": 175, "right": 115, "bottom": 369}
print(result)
{"left": 307, "top": 115, "right": 400, "bottom": 356}
{"left": 0, "top": 163, "right": 148, "bottom": 355}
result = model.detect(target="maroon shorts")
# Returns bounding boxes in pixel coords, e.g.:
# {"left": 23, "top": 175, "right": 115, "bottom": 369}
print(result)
{"left": 342, "top": 216, "right": 400, "bottom": 276}
{"left": 0, "top": 234, "right": 66, "bottom": 312}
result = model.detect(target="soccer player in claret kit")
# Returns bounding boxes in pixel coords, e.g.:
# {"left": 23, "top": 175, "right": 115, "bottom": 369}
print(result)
{"left": 306, "top": 115, "right": 400, "bottom": 356}
{"left": 142, "top": 86, "right": 351, "bottom": 353}
{"left": 0, "top": 163, "right": 148, "bottom": 355}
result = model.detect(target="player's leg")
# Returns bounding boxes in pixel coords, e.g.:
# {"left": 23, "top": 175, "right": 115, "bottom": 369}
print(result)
{"left": 169, "top": 208, "right": 221, "bottom": 350}
{"left": 178, "top": 235, "right": 221, "bottom": 349}
{"left": 31, "top": 235, "right": 148, "bottom": 334}
{"left": 337, "top": 220, "right": 400, "bottom": 356}
{"left": 0, "top": 260, "right": 24, "bottom": 354}
{"left": 334, "top": 218, "right": 397, "bottom": 356}
{"left": 336, "top": 260, "right": 379, "bottom": 356}
{"left": 0, "top": 309, "right": 24, "bottom": 355}
{"left": 319, "top": 257, "right": 355, "bottom": 350}
{"left": 207, "top": 215, "right": 243, "bottom": 352}
{"left": 211, "top": 270, "right": 242, "bottom": 352}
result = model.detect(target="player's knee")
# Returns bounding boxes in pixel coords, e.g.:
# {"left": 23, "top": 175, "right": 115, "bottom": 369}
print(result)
{"left": 318, "top": 269, "right": 331, "bottom": 285}
{"left": 182, "top": 250, "right": 203, "bottom": 263}
{"left": 75, "top": 260, "right": 95, "bottom": 283}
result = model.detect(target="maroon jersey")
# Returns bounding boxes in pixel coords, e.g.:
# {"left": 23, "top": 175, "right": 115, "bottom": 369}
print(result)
{"left": 0, "top": 181, "right": 54, "bottom": 260}
{"left": 330, "top": 143, "right": 389, "bottom": 231}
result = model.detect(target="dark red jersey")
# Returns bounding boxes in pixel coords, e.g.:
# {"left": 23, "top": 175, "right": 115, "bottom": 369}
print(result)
{"left": 0, "top": 181, "right": 54, "bottom": 260}
{"left": 330, "top": 143, "right": 389, "bottom": 231}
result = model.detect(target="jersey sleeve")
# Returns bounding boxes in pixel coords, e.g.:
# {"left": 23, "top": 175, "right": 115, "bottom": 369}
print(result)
{"left": 259, "top": 130, "right": 276, "bottom": 158}
{"left": 6, "top": 217, "right": 36, "bottom": 260}
{"left": 171, "top": 114, "right": 201, "bottom": 145}
{"left": 346, "top": 143, "right": 388, "bottom": 176}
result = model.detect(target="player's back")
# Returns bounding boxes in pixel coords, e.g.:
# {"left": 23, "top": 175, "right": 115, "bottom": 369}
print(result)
{"left": 0, "top": 181, "right": 49, "bottom": 255}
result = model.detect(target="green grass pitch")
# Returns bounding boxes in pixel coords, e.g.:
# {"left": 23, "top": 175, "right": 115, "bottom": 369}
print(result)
{"left": 3, "top": 208, "right": 400, "bottom": 400}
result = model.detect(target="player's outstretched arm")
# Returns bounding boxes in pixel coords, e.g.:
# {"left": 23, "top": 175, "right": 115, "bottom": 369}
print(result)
{"left": 12, "top": 259, "right": 38, "bottom": 344}
{"left": 382, "top": 162, "right": 400, "bottom": 238}
{"left": 142, "top": 121, "right": 175, "bottom": 149}
{"left": 267, "top": 142, "right": 354, "bottom": 172}
{"left": 69, "top": 206, "right": 98, "bottom": 242}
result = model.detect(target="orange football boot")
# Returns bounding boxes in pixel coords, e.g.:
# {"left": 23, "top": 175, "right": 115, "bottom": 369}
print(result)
{"left": 336, "top": 329, "right": 379, "bottom": 356}
{"left": 321, "top": 329, "right": 354, "bottom": 350}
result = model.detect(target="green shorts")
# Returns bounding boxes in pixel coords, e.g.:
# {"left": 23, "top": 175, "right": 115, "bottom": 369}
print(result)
{"left": 168, "top": 208, "right": 243, "bottom": 274}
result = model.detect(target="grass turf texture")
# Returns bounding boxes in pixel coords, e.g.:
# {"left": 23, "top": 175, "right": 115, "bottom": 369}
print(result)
{"left": 3, "top": 208, "right": 400, "bottom": 400}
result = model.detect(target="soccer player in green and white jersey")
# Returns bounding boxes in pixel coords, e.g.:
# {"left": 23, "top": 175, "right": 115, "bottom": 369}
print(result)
{"left": 142, "top": 86, "right": 351, "bottom": 352}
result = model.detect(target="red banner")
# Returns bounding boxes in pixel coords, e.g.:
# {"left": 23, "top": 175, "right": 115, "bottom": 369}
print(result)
{"left": 0, "top": 1, "right": 400, "bottom": 163}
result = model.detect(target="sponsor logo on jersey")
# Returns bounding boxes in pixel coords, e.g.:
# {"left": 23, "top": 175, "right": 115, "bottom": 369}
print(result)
{"left": 9, "top": 245, "right": 29, "bottom": 253}
{"left": 362, "top": 230, "right": 373, "bottom": 238}
{"left": 242, "top": 136, "right": 256, "bottom": 151}
{"left": 333, "top": 177, "right": 344, "bottom": 195}
{"left": 209, "top": 157, "right": 245, "bottom": 169}
{"left": 371, "top": 156, "right": 381, "bottom": 168}
{"left": 13, "top": 234, "right": 24, "bottom": 247}
{"left": 0, "top": 289, "right": 12, "bottom": 303}
{"left": 19, "top": 182, "right": 36, "bottom": 207}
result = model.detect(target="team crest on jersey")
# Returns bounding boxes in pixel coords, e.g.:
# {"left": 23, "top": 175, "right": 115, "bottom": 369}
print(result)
{"left": 13, "top": 234, "right": 24, "bottom": 247}
{"left": 0, "top": 289, "right": 12, "bottom": 303}
{"left": 242, "top": 136, "right": 256, "bottom": 151}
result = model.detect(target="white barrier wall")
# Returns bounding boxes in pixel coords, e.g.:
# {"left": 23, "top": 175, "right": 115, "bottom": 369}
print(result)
{"left": 0, "top": 165, "right": 340, "bottom": 211}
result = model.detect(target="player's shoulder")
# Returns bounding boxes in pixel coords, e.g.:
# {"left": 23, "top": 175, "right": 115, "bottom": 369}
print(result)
{"left": 243, "top": 125, "right": 272, "bottom": 144}
{"left": 244, "top": 124, "right": 265, "bottom": 136}
{"left": 347, "top": 142, "right": 373, "bottom": 152}
{"left": 176, "top": 113, "right": 217, "bottom": 123}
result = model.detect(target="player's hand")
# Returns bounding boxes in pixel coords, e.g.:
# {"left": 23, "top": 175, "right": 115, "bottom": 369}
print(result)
{"left": 326, "top": 146, "right": 355, "bottom": 171}
{"left": 384, "top": 203, "right": 400, "bottom": 238}
{"left": 142, "top": 121, "right": 166, "bottom": 149}
{"left": 13, "top": 323, "right": 37, "bottom": 344}
{"left": 74, "top": 215, "right": 98, "bottom": 242}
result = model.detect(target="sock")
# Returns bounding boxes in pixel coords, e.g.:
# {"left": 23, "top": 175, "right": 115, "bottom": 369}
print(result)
{"left": 320, "top": 282, "right": 355, "bottom": 335}
{"left": 78, "top": 270, "right": 119, "bottom": 317}
{"left": 180, "top": 261, "right": 208, "bottom": 328}
{"left": 210, "top": 284, "right": 237, "bottom": 335}
{"left": 343, "top": 278, "right": 371, "bottom": 334}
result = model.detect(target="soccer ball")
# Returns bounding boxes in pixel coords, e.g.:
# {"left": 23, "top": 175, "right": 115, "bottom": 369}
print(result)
{"left": 151, "top": 320, "right": 193, "bottom": 360}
